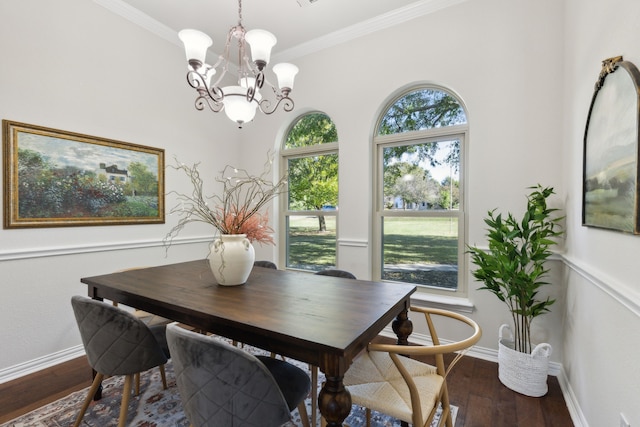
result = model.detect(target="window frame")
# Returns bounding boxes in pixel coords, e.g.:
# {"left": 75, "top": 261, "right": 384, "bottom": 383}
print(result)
{"left": 279, "top": 114, "right": 339, "bottom": 272}
{"left": 372, "top": 86, "right": 469, "bottom": 298}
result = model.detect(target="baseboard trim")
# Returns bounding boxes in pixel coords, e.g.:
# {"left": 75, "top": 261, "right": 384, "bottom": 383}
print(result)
{"left": 555, "top": 366, "right": 588, "bottom": 427}
{"left": 0, "top": 345, "right": 85, "bottom": 385}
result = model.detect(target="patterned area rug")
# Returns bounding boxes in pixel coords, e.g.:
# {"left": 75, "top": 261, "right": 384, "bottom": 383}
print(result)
{"left": 2, "top": 341, "right": 457, "bottom": 427}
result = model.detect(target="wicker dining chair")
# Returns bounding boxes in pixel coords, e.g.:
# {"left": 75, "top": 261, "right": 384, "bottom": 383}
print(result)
{"left": 343, "top": 306, "right": 481, "bottom": 427}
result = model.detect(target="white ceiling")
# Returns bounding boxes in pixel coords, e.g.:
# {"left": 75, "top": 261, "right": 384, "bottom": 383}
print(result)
{"left": 95, "top": 0, "right": 466, "bottom": 62}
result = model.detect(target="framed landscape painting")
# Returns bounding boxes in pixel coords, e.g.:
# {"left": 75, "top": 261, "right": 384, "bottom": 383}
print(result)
{"left": 3, "top": 120, "right": 165, "bottom": 228}
{"left": 582, "top": 57, "right": 640, "bottom": 234}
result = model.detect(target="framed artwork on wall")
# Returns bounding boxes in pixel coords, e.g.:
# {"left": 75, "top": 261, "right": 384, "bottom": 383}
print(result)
{"left": 582, "top": 56, "right": 640, "bottom": 234}
{"left": 3, "top": 120, "right": 165, "bottom": 228}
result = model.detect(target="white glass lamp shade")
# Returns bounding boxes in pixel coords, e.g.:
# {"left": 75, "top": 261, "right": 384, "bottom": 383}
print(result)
{"left": 222, "top": 86, "right": 262, "bottom": 124}
{"left": 272, "top": 63, "right": 299, "bottom": 90}
{"left": 178, "top": 29, "right": 212, "bottom": 67}
{"left": 245, "top": 29, "right": 277, "bottom": 65}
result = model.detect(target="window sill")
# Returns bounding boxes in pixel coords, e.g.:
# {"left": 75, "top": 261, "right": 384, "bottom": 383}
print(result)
{"left": 410, "top": 291, "right": 475, "bottom": 313}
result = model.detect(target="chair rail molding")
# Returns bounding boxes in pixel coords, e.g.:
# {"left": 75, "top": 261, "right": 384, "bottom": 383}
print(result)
{"left": 0, "top": 236, "right": 212, "bottom": 261}
{"left": 337, "top": 238, "right": 368, "bottom": 248}
{"left": 563, "top": 253, "right": 640, "bottom": 318}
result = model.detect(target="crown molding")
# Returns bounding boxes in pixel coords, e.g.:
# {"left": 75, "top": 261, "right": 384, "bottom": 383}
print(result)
{"left": 93, "top": 0, "right": 468, "bottom": 63}
{"left": 93, "top": 0, "right": 183, "bottom": 47}
{"left": 274, "top": 0, "right": 468, "bottom": 63}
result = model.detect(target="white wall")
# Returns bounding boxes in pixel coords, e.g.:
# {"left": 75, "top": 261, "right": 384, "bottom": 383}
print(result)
{"left": 563, "top": 0, "right": 640, "bottom": 425}
{"left": 0, "top": 0, "right": 239, "bottom": 370}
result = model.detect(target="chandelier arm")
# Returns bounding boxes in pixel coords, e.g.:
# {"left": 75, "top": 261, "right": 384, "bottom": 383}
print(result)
{"left": 246, "top": 85, "right": 256, "bottom": 103}
{"left": 210, "top": 55, "right": 225, "bottom": 72}
{"left": 245, "top": 71, "right": 265, "bottom": 103}
{"left": 243, "top": 55, "right": 260, "bottom": 77}
{"left": 257, "top": 96, "right": 294, "bottom": 115}
{"left": 186, "top": 69, "right": 224, "bottom": 103}
{"left": 210, "top": 67, "right": 227, "bottom": 92}
{"left": 194, "top": 93, "right": 224, "bottom": 113}
{"left": 255, "top": 71, "right": 265, "bottom": 89}
{"left": 185, "top": 69, "right": 204, "bottom": 90}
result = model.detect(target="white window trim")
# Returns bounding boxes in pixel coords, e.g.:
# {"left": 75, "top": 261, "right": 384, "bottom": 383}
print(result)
{"left": 372, "top": 87, "right": 469, "bottom": 298}
{"left": 279, "top": 135, "right": 339, "bottom": 271}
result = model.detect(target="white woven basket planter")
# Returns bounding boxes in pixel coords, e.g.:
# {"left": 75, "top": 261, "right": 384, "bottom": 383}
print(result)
{"left": 498, "top": 324, "right": 552, "bottom": 397}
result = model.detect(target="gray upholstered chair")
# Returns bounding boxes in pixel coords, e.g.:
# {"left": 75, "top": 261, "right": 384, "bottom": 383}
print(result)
{"left": 343, "top": 307, "right": 482, "bottom": 427}
{"left": 314, "top": 268, "right": 357, "bottom": 279}
{"left": 166, "top": 323, "right": 311, "bottom": 427}
{"left": 254, "top": 260, "right": 278, "bottom": 269}
{"left": 111, "top": 267, "right": 172, "bottom": 395}
{"left": 70, "top": 295, "right": 169, "bottom": 427}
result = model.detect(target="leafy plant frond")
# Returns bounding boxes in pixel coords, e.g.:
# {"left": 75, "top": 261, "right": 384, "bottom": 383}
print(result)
{"left": 467, "top": 185, "right": 564, "bottom": 353}
{"left": 164, "top": 152, "right": 287, "bottom": 251}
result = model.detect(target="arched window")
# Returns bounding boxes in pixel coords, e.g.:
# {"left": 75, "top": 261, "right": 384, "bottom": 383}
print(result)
{"left": 280, "top": 112, "right": 339, "bottom": 271}
{"left": 373, "top": 86, "right": 468, "bottom": 296}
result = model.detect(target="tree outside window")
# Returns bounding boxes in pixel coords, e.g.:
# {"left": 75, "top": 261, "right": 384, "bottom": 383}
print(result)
{"left": 374, "top": 87, "right": 468, "bottom": 295}
{"left": 281, "top": 113, "right": 339, "bottom": 271}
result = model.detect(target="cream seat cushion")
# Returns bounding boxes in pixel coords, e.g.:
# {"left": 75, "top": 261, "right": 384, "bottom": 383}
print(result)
{"left": 343, "top": 350, "right": 444, "bottom": 425}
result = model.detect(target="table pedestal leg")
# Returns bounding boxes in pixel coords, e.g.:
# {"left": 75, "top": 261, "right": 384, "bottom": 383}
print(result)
{"left": 392, "top": 308, "right": 413, "bottom": 345}
{"left": 392, "top": 308, "right": 413, "bottom": 427}
{"left": 318, "top": 375, "right": 351, "bottom": 427}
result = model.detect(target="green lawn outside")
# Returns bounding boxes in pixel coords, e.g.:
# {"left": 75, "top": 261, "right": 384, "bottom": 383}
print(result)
{"left": 286, "top": 215, "right": 459, "bottom": 289}
{"left": 287, "top": 215, "right": 336, "bottom": 270}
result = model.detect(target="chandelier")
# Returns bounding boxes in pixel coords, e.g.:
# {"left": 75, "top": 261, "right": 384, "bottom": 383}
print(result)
{"left": 178, "top": 0, "right": 299, "bottom": 128}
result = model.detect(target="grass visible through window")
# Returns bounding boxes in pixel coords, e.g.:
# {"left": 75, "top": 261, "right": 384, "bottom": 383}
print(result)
{"left": 382, "top": 217, "right": 458, "bottom": 289}
{"left": 287, "top": 216, "right": 336, "bottom": 270}
{"left": 286, "top": 216, "right": 458, "bottom": 289}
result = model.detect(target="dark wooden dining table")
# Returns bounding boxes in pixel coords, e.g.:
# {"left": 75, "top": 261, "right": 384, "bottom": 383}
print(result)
{"left": 81, "top": 259, "right": 416, "bottom": 426}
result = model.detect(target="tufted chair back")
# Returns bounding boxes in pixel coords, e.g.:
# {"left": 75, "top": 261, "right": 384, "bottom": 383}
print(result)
{"left": 71, "top": 295, "right": 168, "bottom": 376}
{"left": 70, "top": 295, "right": 169, "bottom": 427}
{"left": 166, "top": 323, "right": 311, "bottom": 427}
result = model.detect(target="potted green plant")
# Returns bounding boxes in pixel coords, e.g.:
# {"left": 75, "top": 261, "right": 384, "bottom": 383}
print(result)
{"left": 467, "top": 185, "right": 564, "bottom": 397}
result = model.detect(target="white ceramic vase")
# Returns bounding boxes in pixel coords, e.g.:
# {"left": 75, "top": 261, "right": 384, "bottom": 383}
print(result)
{"left": 208, "top": 234, "right": 255, "bottom": 286}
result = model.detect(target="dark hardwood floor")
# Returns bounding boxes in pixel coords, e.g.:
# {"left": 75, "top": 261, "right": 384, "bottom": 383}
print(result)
{"left": 0, "top": 356, "right": 93, "bottom": 424}
{"left": 0, "top": 339, "right": 573, "bottom": 426}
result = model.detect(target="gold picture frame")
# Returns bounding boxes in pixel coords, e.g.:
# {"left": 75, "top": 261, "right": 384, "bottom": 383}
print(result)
{"left": 582, "top": 56, "right": 640, "bottom": 234}
{"left": 3, "top": 120, "right": 165, "bottom": 228}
